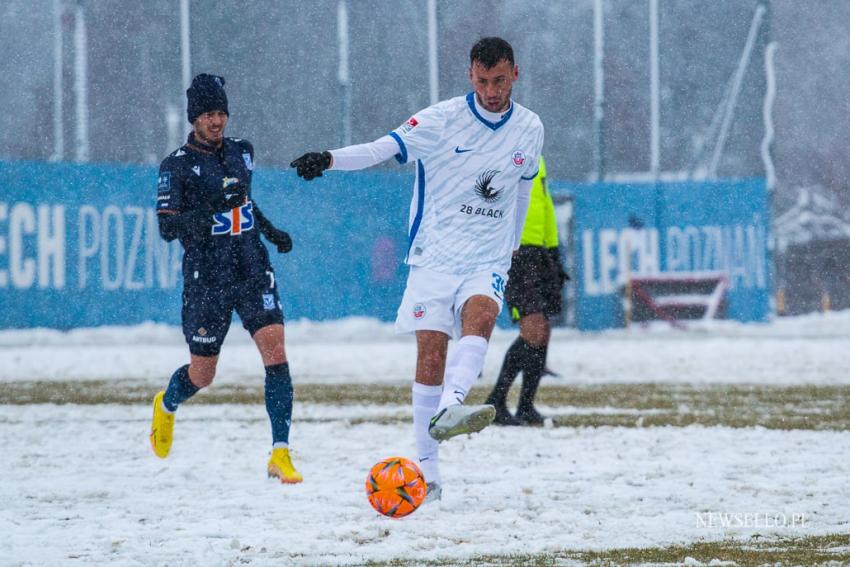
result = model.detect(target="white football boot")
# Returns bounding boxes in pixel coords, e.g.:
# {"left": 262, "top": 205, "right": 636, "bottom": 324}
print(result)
{"left": 423, "top": 482, "right": 442, "bottom": 505}
{"left": 428, "top": 404, "right": 496, "bottom": 441}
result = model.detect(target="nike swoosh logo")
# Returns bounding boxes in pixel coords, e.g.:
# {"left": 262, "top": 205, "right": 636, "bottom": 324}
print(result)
{"left": 454, "top": 147, "right": 473, "bottom": 153}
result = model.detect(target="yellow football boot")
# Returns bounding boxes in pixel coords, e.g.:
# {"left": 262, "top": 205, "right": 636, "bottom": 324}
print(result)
{"left": 149, "top": 391, "right": 175, "bottom": 458}
{"left": 267, "top": 448, "right": 303, "bottom": 484}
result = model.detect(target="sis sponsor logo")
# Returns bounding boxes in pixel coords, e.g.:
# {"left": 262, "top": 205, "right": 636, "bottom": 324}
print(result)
{"left": 212, "top": 201, "right": 255, "bottom": 236}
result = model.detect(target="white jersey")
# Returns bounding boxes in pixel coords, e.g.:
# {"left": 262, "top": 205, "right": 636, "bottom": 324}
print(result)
{"left": 388, "top": 93, "right": 544, "bottom": 275}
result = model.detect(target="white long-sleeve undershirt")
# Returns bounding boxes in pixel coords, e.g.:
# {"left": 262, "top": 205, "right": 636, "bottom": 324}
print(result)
{"left": 473, "top": 95, "right": 511, "bottom": 122}
{"left": 328, "top": 96, "right": 512, "bottom": 171}
{"left": 329, "top": 135, "right": 399, "bottom": 170}
{"left": 514, "top": 178, "right": 533, "bottom": 249}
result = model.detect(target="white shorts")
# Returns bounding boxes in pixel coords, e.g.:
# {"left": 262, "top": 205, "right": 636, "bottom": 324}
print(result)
{"left": 394, "top": 266, "right": 508, "bottom": 339}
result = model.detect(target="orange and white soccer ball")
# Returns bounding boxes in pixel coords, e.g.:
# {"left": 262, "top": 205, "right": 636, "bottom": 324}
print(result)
{"left": 365, "top": 456, "right": 427, "bottom": 518}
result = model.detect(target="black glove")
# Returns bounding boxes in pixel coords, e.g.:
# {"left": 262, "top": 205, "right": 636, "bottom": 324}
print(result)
{"left": 290, "top": 151, "right": 332, "bottom": 180}
{"left": 263, "top": 226, "right": 293, "bottom": 253}
{"left": 208, "top": 183, "right": 248, "bottom": 213}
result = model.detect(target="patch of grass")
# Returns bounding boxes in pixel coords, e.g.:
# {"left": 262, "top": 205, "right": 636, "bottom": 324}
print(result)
{"left": 3, "top": 381, "right": 850, "bottom": 431}
{"left": 0, "top": 381, "right": 410, "bottom": 406}
{"left": 360, "top": 533, "right": 850, "bottom": 566}
{"left": 573, "top": 532, "right": 850, "bottom": 566}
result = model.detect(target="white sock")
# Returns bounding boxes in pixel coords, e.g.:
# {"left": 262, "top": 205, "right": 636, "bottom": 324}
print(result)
{"left": 437, "top": 335, "right": 488, "bottom": 412}
{"left": 412, "top": 382, "right": 442, "bottom": 484}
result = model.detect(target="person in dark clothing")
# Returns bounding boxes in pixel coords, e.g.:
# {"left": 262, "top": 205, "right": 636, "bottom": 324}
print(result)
{"left": 149, "top": 73, "right": 302, "bottom": 483}
{"left": 485, "top": 156, "right": 568, "bottom": 425}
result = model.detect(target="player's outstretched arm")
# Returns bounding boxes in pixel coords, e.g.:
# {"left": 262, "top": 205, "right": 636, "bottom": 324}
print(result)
{"left": 290, "top": 136, "right": 401, "bottom": 180}
{"left": 253, "top": 203, "right": 292, "bottom": 253}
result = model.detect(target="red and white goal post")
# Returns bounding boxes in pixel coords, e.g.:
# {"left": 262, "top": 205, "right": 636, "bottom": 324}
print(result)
{"left": 623, "top": 272, "right": 728, "bottom": 328}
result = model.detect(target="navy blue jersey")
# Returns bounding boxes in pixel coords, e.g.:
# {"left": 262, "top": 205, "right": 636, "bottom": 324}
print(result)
{"left": 156, "top": 133, "right": 272, "bottom": 284}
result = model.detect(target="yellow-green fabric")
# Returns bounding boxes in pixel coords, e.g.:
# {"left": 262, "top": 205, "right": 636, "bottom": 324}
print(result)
{"left": 519, "top": 156, "right": 559, "bottom": 248}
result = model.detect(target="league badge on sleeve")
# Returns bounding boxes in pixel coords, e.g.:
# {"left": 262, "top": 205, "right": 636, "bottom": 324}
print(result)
{"left": 398, "top": 117, "right": 419, "bottom": 134}
{"left": 243, "top": 153, "right": 254, "bottom": 171}
{"left": 157, "top": 172, "right": 172, "bottom": 209}
{"left": 157, "top": 172, "right": 171, "bottom": 192}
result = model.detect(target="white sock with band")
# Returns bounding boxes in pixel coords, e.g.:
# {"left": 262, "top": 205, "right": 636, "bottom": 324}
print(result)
{"left": 437, "top": 335, "right": 489, "bottom": 412}
{"left": 412, "top": 382, "right": 442, "bottom": 484}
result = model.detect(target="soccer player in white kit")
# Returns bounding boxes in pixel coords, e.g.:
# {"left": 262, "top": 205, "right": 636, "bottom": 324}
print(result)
{"left": 291, "top": 37, "right": 544, "bottom": 501}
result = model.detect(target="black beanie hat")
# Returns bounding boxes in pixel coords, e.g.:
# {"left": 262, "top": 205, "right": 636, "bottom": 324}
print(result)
{"left": 186, "top": 73, "right": 229, "bottom": 124}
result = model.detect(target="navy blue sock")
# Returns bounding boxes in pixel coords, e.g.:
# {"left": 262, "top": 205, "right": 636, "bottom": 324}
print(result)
{"left": 265, "top": 363, "right": 294, "bottom": 445}
{"left": 162, "top": 364, "right": 199, "bottom": 412}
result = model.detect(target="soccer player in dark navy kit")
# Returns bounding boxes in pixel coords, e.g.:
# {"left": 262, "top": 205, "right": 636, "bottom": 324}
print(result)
{"left": 149, "top": 74, "right": 302, "bottom": 483}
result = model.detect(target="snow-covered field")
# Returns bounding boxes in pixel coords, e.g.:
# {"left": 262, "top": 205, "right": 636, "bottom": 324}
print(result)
{"left": 3, "top": 406, "right": 848, "bottom": 566}
{"left": 2, "top": 312, "right": 850, "bottom": 565}
{"left": 2, "top": 311, "right": 849, "bottom": 386}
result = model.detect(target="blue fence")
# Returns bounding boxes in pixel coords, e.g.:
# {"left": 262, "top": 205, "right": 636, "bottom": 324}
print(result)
{"left": 0, "top": 161, "right": 771, "bottom": 331}
{"left": 0, "top": 160, "right": 411, "bottom": 329}
{"left": 561, "top": 179, "right": 772, "bottom": 330}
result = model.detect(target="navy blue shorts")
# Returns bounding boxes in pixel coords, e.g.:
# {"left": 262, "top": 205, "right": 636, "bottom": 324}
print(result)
{"left": 181, "top": 269, "right": 284, "bottom": 356}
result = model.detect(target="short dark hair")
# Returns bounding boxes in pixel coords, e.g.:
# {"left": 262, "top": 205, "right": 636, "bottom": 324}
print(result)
{"left": 470, "top": 37, "right": 514, "bottom": 68}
